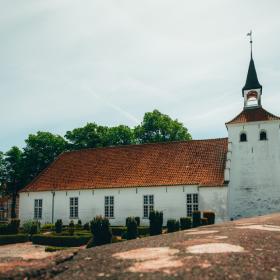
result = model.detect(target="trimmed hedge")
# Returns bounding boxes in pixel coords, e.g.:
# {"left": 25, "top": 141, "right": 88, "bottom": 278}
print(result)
{"left": 167, "top": 219, "right": 180, "bottom": 233}
{"left": 45, "top": 246, "right": 68, "bottom": 252}
{"left": 41, "top": 224, "right": 54, "bottom": 231}
{"left": 201, "top": 218, "right": 208, "bottom": 226}
{"left": 149, "top": 211, "right": 163, "bottom": 236}
{"left": 111, "top": 226, "right": 126, "bottom": 237}
{"left": 192, "top": 211, "right": 201, "bottom": 228}
{"left": 32, "top": 234, "right": 91, "bottom": 247}
{"left": 180, "top": 217, "right": 192, "bottom": 230}
{"left": 138, "top": 226, "right": 149, "bottom": 236}
{"left": 90, "top": 216, "right": 112, "bottom": 246}
{"left": 0, "top": 234, "right": 28, "bottom": 245}
{"left": 203, "top": 211, "right": 215, "bottom": 225}
{"left": 55, "top": 219, "right": 63, "bottom": 234}
{"left": 0, "top": 220, "right": 20, "bottom": 235}
{"left": 126, "top": 217, "right": 138, "bottom": 240}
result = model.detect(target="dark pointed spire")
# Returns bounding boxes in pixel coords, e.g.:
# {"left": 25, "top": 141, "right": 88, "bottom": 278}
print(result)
{"left": 242, "top": 58, "right": 262, "bottom": 91}
{"left": 242, "top": 31, "right": 262, "bottom": 92}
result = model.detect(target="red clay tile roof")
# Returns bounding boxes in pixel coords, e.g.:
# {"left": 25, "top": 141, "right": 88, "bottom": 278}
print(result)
{"left": 226, "top": 107, "right": 280, "bottom": 125}
{"left": 21, "top": 138, "right": 228, "bottom": 192}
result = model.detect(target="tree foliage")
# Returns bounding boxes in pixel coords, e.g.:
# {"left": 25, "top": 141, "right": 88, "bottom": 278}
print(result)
{"left": 22, "top": 131, "right": 67, "bottom": 183}
{"left": 134, "top": 110, "right": 191, "bottom": 143}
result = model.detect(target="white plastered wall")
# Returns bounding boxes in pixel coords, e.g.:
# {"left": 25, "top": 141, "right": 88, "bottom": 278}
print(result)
{"left": 19, "top": 185, "right": 228, "bottom": 226}
{"left": 227, "top": 120, "right": 280, "bottom": 219}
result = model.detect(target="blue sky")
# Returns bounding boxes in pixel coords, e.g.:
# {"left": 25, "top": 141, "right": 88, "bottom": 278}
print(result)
{"left": 1, "top": 1, "right": 280, "bottom": 152}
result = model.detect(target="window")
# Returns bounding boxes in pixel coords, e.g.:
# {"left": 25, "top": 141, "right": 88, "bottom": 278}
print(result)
{"left": 70, "top": 197, "right": 79, "bottom": 219}
{"left": 260, "top": 130, "right": 267, "bottom": 141}
{"left": 143, "top": 195, "right": 154, "bottom": 218}
{"left": 34, "top": 199, "right": 43, "bottom": 220}
{"left": 105, "top": 196, "right": 114, "bottom": 218}
{"left": 186, "top": 194, "right": 198, "bottom": 217}
{"left": 240, "top": 132, "right": 247, "bottom": 142}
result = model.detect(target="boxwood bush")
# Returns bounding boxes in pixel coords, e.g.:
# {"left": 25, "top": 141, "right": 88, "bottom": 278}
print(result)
{"left": 180, "top": 217, "right": 192, "bottom": 230}
{"left": 0, "top": 220, "right": 20, "bottom": 235}
{"left": 192, "top": 211, "right": 201, "bottom": 228}
{"left": 167, "top": 219, "right": 180, "bottom": 233}
{"left": 111, "top": 226, "right": 126, "bottom": 237}
{"left": 200, "top": 218, "right": 208, "bottom": 226}
{"left": 32, "top": 234, "right": 91, "bottom": 247}
{"left": 90, "top": 216, "right": 112, "bottom": 246}
{"left": 149, "top": 211, "right": 163, "bottom": 236}
{"left": 138, "top": 226, "right": 149, "bottom": 236}
{"left": 203, "top": 211, "right": 215, "bottom": 224}
{"left": 0, "top": 234, "right": 28, "bottom": 245}
{"left": 126, "top": 217, "right": 138, "bottom": 240}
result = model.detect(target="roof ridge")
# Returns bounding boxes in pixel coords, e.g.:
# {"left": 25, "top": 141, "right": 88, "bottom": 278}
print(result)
{"left": 63, "top": 138, "right": 229, "bottom": 155}
{"left": 226, "top": 107, "right": 280, "bottom": 125}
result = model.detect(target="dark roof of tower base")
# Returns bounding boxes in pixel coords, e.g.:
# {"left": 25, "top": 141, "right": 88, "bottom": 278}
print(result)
{"left": 21, "top": 138, "right": 228, "bottom": 192}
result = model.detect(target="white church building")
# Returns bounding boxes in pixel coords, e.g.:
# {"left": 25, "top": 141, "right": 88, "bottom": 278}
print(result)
{"left": 19, "top": 50, "right": 280, "bottom": 226}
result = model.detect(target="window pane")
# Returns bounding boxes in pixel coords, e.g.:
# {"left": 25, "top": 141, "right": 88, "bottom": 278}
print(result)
{"left": 144, "top": 196, "right": 148, "bottom": 204}
{"left": 149, "top": 195, "right": 154, "bottom": 204}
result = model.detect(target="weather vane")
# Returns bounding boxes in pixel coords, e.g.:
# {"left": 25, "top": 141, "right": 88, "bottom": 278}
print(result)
{"left": 247, "top": 30, "right": 253, "bottom": 58}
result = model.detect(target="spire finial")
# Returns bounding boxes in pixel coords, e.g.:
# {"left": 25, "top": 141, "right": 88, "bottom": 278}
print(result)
{"left": 247, "top": 30, "right": 253, "bottom": 59}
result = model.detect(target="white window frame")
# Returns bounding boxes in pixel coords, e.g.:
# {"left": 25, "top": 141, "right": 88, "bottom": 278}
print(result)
{"left": 34, "top": 199, "right": 43, "bottom": 220}
{"left": 186, "top": 193, "right": 199, "bottom": 217}
{"left": 69, "top": 197, "right": 79, "bottom": 219}
{"left": 104, "top": 196, "right": 114, "bottom": 218}
{"left": 143, "top": 195, "right": 154, "bottom": 219}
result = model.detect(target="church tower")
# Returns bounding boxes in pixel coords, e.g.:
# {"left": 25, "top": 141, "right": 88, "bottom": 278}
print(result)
{"left": 226, "top": 33, "right": 280, "bottom": 220}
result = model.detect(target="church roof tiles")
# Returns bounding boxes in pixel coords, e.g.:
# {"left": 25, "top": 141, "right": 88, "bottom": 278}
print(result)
{"left": 21, "top": 138, "right": 228, "bottom": 192}
{"left": 226, "top": 107, "right": 280, "bottom": 125}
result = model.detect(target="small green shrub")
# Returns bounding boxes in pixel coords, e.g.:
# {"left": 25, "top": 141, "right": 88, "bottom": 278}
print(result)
{"left": 138, "top": 226, "right": 149, "bottom": 236}
{"left": 200, "top": 218, "right": 208, "bottom": 226}
{"left": 126, "top": 217, "right": 138, "bottom": 240}
{"left": 111, "top": 226, "right": 126, "bottom": 237}
{"left": 90, "top": 216, "right": 112, "bottom": 246}
{"left": 167, "top": 219, "right": 180, "bottom": 233}
{"left": 69, "top": 220, "right": 75, "bottom": 236}
{"left": 0, "top": 224, "right": 9, "bottom": 235}
{"left": 78, "top": 220, "right": 82, "bottom": 226}
{"left": 32, "top": 234, "right": 91, "bottom": 247}
{"left": 83, "top": 222, "right": 90, "bottom": 231}
{"left": 0, "top": 234, "right": 28, "bottom": 245}
{"left": 149, "top": 211, "right": 163, "bottom": 236}
{"left": 135, "top": 217, "right": 140, "bottom": 226}
{"left": 41, "top": 224, "right": 54, "bottom": 231}
{"left": 22, "top": 220, "right": 33, "bottom": 234}
{"left": 30, "top": 221, "right": 40, "bottom": 235}
{"left": 0, "top": 220, "right": 20, "bottom": 235}
{"left": 192, "top": 211, "right": 201, "bottom": 228}
{"left": 203, "top": 211, "right": 215, "bottom": 225}
{"left": 55, "top": 219, "right": 63, "bottom": 234}
{"left": 180, "top": 217, "right": 192, "bottom": 230}
{"left": 10, "top": 219, "right": 20, "bottom": 234}
{"left": 45, "top": 246, "right": 68, "bottom": 252}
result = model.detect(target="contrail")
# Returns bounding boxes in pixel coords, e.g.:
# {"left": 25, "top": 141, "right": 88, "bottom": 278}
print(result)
{"left": 82, "top": 84, "right": 139, "bottom": 124}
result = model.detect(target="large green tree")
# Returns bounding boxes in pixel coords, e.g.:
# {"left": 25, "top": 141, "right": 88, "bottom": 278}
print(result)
{"left": 105, "top": 125, "right": 135, "bottom": 146}
{"left": 22, "top": 131, "right": 68, "bottom": 183}
{"left": 65, "top": 123, "right": 108, "bottom": 150}
{"left": 0, "top": 151, "right": 7, "bottom": 195}
{"left": 4, "top": 147, "right": 23, "bottom": 218}
{"left": 134, "top": 109, "right": 192, "bottom": 143}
